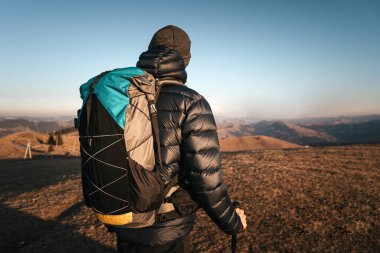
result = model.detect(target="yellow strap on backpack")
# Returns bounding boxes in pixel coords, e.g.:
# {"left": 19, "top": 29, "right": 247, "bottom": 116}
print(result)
{"left": 96, "top": 212, "right": 133, "bottom": 226}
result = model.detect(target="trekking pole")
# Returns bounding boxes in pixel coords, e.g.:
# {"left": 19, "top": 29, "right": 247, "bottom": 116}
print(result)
{"left": 232, "top": 201, "right": 240, "bottom": 253}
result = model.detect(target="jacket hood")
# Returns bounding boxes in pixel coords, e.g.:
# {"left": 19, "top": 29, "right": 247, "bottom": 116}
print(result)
{"left": 148, "top": 25, "right": 191, "bottom": 67}
{"left": 136, "top": 46, "right": 187, "bottom": 84}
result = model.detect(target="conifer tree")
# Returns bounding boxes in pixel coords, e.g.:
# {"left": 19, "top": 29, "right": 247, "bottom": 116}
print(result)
{"left": 47, "top": 134, "right": 56, "bottom": 145}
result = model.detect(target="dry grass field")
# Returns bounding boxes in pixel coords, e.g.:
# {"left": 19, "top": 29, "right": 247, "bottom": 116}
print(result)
{"left": 0, "top": 145, "right": 379, "bottom": 252}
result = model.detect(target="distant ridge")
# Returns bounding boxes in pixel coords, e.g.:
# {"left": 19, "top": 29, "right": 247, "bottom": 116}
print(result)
{"left": 252, "top": 120, "right": 336, "bottom": 145}
{"left": 217, "top": 117, "right": 380, "bottom": 146}
{"left": 285, "top": 114, "right": 380, "bottom": 125}
{"left": 2, "top": 114, "right": 380, "bottom": 147}
{"left": 217, "top": 123, "right": 255, "bottom": 139}
{"left": 306, "top": 119, "right": 380, "bottom": 144}
{"left": 0, "top": 119, "right": 71, "bottom": 137}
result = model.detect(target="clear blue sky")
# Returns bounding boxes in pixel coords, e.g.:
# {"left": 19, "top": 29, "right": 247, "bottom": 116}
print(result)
{"left": 0, "top": 0, "right": 379, "bottom": 119}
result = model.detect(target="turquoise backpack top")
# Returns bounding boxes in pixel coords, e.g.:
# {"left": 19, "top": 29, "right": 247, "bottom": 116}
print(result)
{"left": 79, "top": 67, "right": 145, "bottom": 129}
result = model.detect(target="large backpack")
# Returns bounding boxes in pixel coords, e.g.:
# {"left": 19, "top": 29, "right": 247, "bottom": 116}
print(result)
{"left": 76, "top": 67, "right": 175, "bottom": 228}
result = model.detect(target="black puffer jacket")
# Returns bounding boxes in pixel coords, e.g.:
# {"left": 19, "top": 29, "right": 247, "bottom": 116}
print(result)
{"left": 114, "top": 47, "right": 242, "bottom": 245}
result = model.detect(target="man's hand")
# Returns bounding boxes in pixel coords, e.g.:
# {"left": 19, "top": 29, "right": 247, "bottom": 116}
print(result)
{"left": 235, "top": 208, "right": 247, "bottom": 230}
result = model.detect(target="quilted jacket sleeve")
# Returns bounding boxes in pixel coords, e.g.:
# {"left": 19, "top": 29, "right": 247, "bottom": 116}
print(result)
{"left": 181, "top": 96, "right": 242, "bottom": 235}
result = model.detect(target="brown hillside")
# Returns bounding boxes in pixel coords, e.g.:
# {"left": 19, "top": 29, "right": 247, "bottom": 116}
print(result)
{"left": 217, "top": 123, "right": 255, "bottom": 139}
{"left": 219, "top": 135, "right": 302, "bottom": 152}
{"left": 286, "top": 123, "right": 336, "bottom": 141}
{"left": 0, "top": 131, "right": 80, "bottom": 159}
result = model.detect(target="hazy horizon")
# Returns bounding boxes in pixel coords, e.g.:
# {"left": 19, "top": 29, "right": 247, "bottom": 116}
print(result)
{"left": 1, "top": 112, "right": 380, "bottom": 123}
{"left": 0, "top": 0, "right": 379, "bottom": 118}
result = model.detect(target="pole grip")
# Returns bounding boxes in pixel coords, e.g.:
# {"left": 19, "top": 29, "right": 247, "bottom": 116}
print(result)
{"left": 232, "top": 201, "right": 240, "bottom": 208}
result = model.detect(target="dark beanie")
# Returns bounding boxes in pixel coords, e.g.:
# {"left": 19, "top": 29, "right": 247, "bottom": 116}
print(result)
{"left": 148, "top": 25, "right": 191, "bottom": 67}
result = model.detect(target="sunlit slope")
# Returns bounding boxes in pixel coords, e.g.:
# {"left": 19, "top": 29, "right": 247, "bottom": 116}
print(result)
{"left": 219, "top": 135, "right": 302, "bottom": 152}
{"left": 0, "top": 131, "right": 79, "bottom": 159}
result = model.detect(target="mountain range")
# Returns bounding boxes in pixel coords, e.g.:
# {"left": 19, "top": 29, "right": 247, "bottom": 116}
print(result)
{"left": 1, "top": 114, "right": 380, "bottom": 146}
{"left": 218, "top": 117, "right": 380, "bottom": 145}
{"left": 0, "top": 119, "right": 67, "bottom": 137}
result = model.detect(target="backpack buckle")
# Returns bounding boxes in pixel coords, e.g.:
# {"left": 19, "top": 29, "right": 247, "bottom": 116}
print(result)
{"left": 157, "top": 214, "right": 167, "bottom": 222}
{"left": 163, "top": 197, "right": 171, "bottom": 203}
{"left": 150, "top": 103, "right": 157, "bottom": 113}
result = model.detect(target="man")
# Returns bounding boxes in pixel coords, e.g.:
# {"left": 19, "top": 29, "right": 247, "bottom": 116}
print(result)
{"left": 113, "top": 25, "right": 247, "bottom": 253}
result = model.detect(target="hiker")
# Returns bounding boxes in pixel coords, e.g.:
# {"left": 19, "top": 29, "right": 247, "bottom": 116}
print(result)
{"left": 112, "top": 25, "right": 247, "bottom": 252}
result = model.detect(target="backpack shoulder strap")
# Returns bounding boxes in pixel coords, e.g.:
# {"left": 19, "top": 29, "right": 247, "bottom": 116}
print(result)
{"left": 130, "top": 72, "right": 162, "bottom": 168}
{"left": 150, "top": 106, "right": 162, "bottom": 168}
